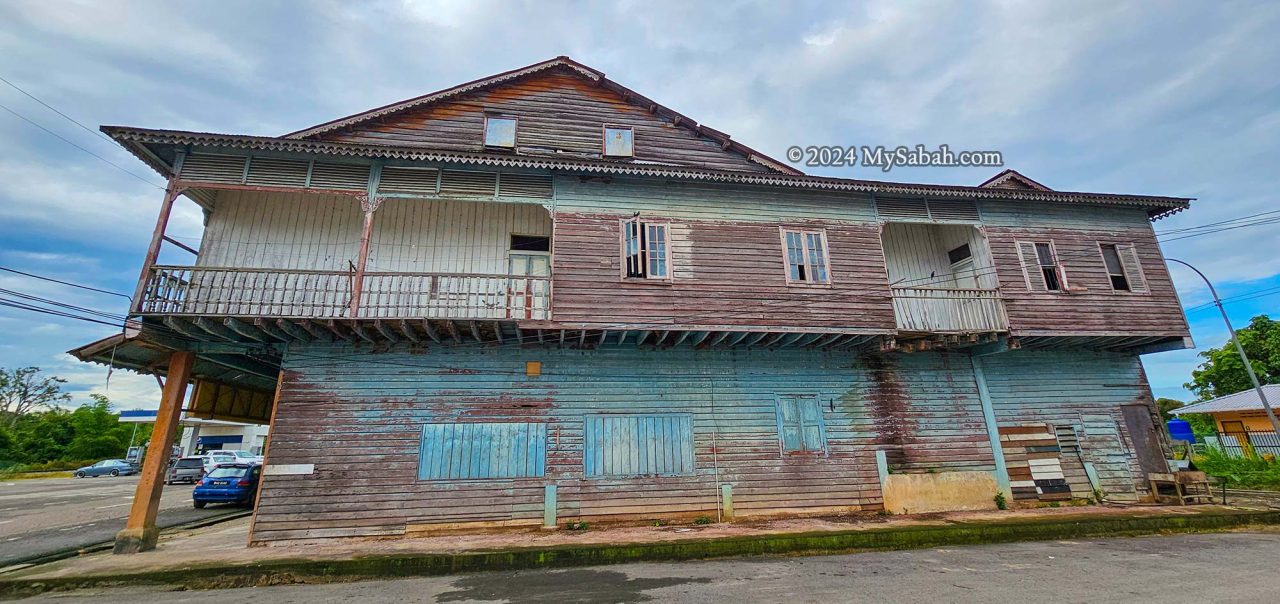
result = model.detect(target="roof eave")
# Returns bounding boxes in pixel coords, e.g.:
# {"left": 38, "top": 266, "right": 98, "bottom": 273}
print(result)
{"left": 100, "top": 126, "right": 1193, "bottom": 213}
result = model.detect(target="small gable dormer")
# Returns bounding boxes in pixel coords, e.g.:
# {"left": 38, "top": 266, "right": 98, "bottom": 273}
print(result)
{"left": 978, "top": 169, "right": 1052, "bottom": 191}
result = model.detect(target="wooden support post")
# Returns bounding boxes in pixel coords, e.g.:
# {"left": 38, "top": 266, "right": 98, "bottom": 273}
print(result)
{"left": 348, "top": 203, "right": 377, "bottom": 318}
{"left": 348, "top": 167, "right": 383, "bottom": 318}
{"left": 971, "top": 356, "right": 1012, "bottom": 500}
{"left": 113, "top": 350, "right": 195, "bottom": 554}
{"left": 131, "top": 181, "right": 184, "bottom": 312}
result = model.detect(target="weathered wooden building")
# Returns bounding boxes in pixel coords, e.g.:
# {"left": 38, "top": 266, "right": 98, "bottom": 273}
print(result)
{"left": 73, "top": 57, "right": 1193, "bottom": 549}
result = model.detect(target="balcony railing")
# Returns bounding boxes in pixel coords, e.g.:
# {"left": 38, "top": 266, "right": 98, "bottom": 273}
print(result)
{"left": 890, "top": 286, "right": 1008, "bottom": 334}
{"left": 139, "top": 265, "right": 550, "bottom": 320}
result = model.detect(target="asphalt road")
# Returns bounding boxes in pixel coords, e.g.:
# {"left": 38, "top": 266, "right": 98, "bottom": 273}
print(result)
{"left": 0, "top": 475, "right": 243, "bottom": 567}
{"left": 13, "top": 530, "right": 1280, "bottom": 602}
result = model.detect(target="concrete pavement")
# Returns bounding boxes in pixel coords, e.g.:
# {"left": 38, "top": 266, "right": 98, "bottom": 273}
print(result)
{"left": 11, "top": 530, "right": 1280, "bottom": 602}
{"left": 0, "top": 476, "right": 242, "bottom": 567}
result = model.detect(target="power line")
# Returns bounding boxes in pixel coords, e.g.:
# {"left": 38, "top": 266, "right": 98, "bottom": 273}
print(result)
{"left": 0, "top": 266, "right": 132, "bottom": 301}
{"left": 0, "top": 74, "right": 122, "bottom": 148}
{"left": 0, "top": 100, "right": 164, "bottom": 190}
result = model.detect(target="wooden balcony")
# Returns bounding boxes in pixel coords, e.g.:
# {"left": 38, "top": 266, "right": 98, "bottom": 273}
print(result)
{"left": 139, "top": 265, "right": 551, "bottom": 320}
{"left": 890, "top": 286, "right": 1008, "bottom": 334}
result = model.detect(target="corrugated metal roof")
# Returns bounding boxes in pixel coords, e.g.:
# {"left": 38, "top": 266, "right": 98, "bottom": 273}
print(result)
{"left": 101, "top": 126, "right": 1193, "bottom": 218}
{"left": 1173, "top": 384, "right": 1280, "bottom": 414}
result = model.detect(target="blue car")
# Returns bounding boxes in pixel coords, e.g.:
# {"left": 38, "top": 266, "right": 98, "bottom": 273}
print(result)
{"left": 74, "top": 459, "right": 138, "bottom": 478}
{"left": 192, "top": 463, "right": 261, "bottom": 509}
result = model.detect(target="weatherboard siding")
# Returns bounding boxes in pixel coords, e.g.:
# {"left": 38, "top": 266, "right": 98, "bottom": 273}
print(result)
{"left": 250, "top": 346, "right": 1151, "bottom": 543}
{"left": 313, "top": 71, "right": 771, "bottom": 173}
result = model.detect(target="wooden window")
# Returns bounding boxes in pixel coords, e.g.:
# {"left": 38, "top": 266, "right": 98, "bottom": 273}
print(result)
{"left": 483, "top": 116, "right": 517, "bottom": 148}
{"left": 603, "top": 125, "right": 634, "bottom": 157}
{"left": 781, "top": 229, "right": 830, "bottom": 284}
{"left": 1098, "top": 243, "right": 1149, "bottom": 294}
{"left": 584, "top": 414, "right": 694, "bottom": 477}
{"left": 775, "top": 395, "right": 827, "bottom": 454}
{"left": 1016, "top": 240, "right": 1067, "bottom": 292}
{"left": 621, "top": 218, "right": 669, "bottom": 280}
{"left": 418, "top": 422, "right": 546, "bottom": 480}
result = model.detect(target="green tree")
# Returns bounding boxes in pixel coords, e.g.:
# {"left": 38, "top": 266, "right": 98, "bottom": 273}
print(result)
{"left": 66, "top": 395, "right": 135, "bottom": 460}
{"left": 0, "top": 367, "right": 70, "bottom": 427}
{"left": 1186, "top": 315, "right": 1280, "bottom": 400}
{"left": 1156, "top": 397, "right": 1185, "bottom": 421}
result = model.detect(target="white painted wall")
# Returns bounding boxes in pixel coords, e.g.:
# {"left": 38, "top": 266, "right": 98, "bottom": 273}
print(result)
{"left": 198, "top": 191, "right": 552, "bottom": 275}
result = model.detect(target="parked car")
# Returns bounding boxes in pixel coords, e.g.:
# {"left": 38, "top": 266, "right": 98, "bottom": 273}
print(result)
{"left": 192, "top": 463, "right": 261, "bottom": 508}
{"left": 166, "top": 456, "right": 207, "bottom": 485}
{"left": 73, "top": 459, "right": 137, "bottom": 478}
{"left": 205, "top": 449, "right": 263, "bottom": 466}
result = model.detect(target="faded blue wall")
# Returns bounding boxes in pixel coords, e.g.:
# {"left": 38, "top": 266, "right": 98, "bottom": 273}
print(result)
{"left": 252, "top": 345, "right": 1151, "bottom": 542}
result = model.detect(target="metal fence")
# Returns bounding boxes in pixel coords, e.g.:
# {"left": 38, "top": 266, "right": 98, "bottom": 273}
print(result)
{"left": 1203, "top": 430, "right": 1280, "bottom": 458}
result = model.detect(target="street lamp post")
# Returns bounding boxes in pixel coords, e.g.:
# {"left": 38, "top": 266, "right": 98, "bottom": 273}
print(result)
{"left": 1169, "top": 258, "right": 1280, "bottom": 437}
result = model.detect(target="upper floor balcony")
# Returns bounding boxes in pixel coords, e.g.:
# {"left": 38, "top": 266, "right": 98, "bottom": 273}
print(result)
{"left": 882, "top": 222, "right": 1009, "bottom": 336}
{"left": 138, "top": 266, "right": 550, "bottom": 320}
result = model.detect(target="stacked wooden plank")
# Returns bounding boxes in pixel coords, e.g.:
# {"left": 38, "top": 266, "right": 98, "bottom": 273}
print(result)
{"left": 999, "top": 424, "right": 1073, "bottom": 501}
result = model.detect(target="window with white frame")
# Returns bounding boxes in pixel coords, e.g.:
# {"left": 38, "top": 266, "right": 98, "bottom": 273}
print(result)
{"left": 483, "top": 116, "right": 517, "bottom": 148}
{"left": 1016, "top": 240, "right": 1066, "bottom": 292}
{"left": 603, "top": 125, "right": 634, "bottom": 157}
{"left": 781, "top": 229, "right": 830, "bottom": 284}
{"left": 622, "top": 218, "right": 669, "bottom": 279}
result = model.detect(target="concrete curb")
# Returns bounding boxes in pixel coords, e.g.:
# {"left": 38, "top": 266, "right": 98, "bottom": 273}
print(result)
{"left": 0, "top": 510, "right": 253, "bottom": 572}
{"left": 1, "top": 509, "right": 1277, "bottom": 598}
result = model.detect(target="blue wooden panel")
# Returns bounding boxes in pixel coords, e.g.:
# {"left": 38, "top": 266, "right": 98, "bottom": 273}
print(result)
{"left": 418, "top": 422, "right": 546, "bottom": 480}
{"left": 584, "top": 414, "right": 694, "bottom": 477}
{"left": 775, "top": 395, "right": 827, "bottom": 453}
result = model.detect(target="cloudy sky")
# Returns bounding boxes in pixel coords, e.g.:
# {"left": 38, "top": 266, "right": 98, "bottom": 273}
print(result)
{"left": 1, "top": 0, "right": 1277, "bottom": 409}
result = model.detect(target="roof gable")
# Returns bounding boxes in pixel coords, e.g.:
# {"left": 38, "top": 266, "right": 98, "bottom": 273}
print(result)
{"left": 287, "top": 57, "right": 798, "bottom": 175}
{"left": 978, "top": 169, "right": 1052, "bottom": 191}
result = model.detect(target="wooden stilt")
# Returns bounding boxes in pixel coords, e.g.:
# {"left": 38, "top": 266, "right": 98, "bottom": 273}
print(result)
{"left": 113, "top": 350, "right": 195, "bottom": 554}
{"left": 131, "top": 181, "right": 184, "bottom": 312}
{"left": 347, "top": 193, "right": 382, "bottom": 318}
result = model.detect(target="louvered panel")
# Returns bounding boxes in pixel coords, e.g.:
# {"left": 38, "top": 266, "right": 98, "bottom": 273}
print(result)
{"left": 584, "top": 414, "right": 695, "bottom": 477}
{"left": 309, "top": 162, "right": 370, "bottom": 190}
{"left": 377, "top": 166, "right": 440, "bottom": 195}
{"left": 418, "top": 422, "right": 546, "bottom": 480}
{"left": 876, "top": 198, "right": 930, "bottom": 221}
{"left": 180, "top": 154, "right": 247, "bottom": 184}
{"left": 498, "top": 173, "right": 553, "bottom": 199}
{"left": 245, "top": 157, "right": 310, "bottom": 188}
{"left": 439, "top": 170, "right": 498, "bottom": 197}
{"left": 1116, "top": 244, "right": 1149, "bottom": 294}
{"left": 1016, "top": 240, "right": 1048, "bottom": 291}
{"left": 927, "top": 199, "right": 980, "bottom": 222}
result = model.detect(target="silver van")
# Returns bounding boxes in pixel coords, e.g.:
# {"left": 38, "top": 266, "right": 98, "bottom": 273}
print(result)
{"left": 166, "top": 456, "right": 207, "bottom": 484}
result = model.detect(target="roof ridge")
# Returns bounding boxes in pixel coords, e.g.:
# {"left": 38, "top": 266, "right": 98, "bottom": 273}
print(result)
{"left": 281, "top": 56, "right": 802, "bottom": 176}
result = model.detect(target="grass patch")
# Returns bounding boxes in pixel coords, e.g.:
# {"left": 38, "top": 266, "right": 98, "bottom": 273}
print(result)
{"left": 1194, "top": 448, "right": 1280, "bottom": 490}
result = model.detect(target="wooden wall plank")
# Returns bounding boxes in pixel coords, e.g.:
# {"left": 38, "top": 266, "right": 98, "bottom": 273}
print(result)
{"left": 251, "top": 346, "right": 1155, "bottom": 542}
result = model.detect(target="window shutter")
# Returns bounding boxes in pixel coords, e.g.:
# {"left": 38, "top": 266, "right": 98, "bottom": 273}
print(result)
{"left": 798, "top": 398, "right": 826, "bottom": 452}
{"left": 1116, "top": 244, "right": 1149, "bottom": 293}
{"left": 777, "top": 398, "right": 802, "bottom": 452}
{"left": 1015, "top": 241, "right": 1047, "bottom": 291}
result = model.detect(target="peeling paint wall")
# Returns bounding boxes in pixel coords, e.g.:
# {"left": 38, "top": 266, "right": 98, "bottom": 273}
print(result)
{"left": 251, "top": 346, "right": 1160, "bottom": 543}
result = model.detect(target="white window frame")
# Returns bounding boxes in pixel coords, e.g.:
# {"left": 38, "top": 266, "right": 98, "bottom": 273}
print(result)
{"left": 483, "top": 115, "right": 518, "bottom": 149}
{"left": 780, "top": 227, "right": 831, "bottom": 286}
{"left": 620, "top": 217, "right": 671, "bottom": 281}
{"left": 1016, "top": 239, "right": 1069, "bottom": 293}
{"left": 602, "top": 125, "right": 635, "bottom": 157}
